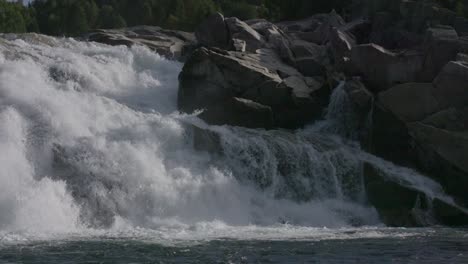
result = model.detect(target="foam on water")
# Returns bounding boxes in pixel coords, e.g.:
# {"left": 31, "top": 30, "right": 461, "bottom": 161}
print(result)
{"left": 0, "top": 34, "right": 454, "bottom": 242}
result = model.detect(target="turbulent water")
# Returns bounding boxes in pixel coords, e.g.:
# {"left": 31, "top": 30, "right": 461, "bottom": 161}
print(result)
{"left": 0, "top": 34, "right": 466, "bottom": 263}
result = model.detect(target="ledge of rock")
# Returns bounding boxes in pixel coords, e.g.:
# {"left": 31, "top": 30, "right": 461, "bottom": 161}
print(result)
{"left": 86, "top": 26, "right": 196, "bottom": 61}
{"left": 364, "top": 162, "right": 468, "bottom": 227}
{"left": 349, "top": 44, "right": 424, "bottom": 91}
{"left": 178, "top": 47, "right": 327, "bottom": 129}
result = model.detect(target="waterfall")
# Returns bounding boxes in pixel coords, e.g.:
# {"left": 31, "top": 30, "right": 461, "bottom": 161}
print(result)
{"left": 0, "top": 34, "right": 456, "bottom": 237}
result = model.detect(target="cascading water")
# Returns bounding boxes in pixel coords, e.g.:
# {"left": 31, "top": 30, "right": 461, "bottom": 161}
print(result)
{"left": 0, "top": 34, "right": 458, "bottom": 241}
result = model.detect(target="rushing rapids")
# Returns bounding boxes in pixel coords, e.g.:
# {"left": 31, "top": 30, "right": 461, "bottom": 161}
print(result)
{"left": 0, "top": 34, "right": 461, "bottom": 238}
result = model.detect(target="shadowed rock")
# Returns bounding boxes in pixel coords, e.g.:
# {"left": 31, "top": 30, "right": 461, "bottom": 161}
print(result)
{"left": 195, "top": 12, "right": 230, "bottom": 49}
{"left": 178, "top": 47, "right": 327, "bottom": 129}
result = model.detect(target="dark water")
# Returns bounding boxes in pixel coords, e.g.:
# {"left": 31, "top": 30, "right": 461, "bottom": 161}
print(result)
{"left": 1, "top": 228, "right": 467, "bottom": 263}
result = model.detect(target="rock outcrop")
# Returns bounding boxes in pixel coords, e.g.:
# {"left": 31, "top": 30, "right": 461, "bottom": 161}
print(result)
{"left": 82, "top": 0, "right": 468, "bottom": 227}
{"left": 178, "top": 47, "right": 327, "bottom": 129}
{"left": 373, "top": 55, "right": 468, "bottom": 207}
{"left": 195, "top": 13, "right": 230, "bottom": 49}
{"left": 433, "top": 60, "right": 468, "bottom": 108}
{"left": 420, "top": 26, "right": 459, "bottom": 81}
{"left": 349, "top": 44, "right": 423, "bottom": 91}
{"left": 86, "top": 26, "right": 196, "bottom": 61}
{"left": 364, "top": 162, "right": 468, "bottom": 227}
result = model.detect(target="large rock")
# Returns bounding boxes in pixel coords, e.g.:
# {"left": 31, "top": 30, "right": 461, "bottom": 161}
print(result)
{"left": 350, "top": 44, "right": 423, "bottom": 91}
{"left": 420, "top": 26, "right": 459, "bottom": 81}
{"left": 186, "top": 123, "right": 223, "bottom": 154}
{"left": 400, "top": 1, "right": 457, "bottom": 33}
{"left": 422, "top": 106, "right": 468, "bottom": 132}
{"left": 195, "top": 13, "right": 229, "bottom": 49}
{"left": 378, "top": 83, "right": 440, "bottom": 122}
{"left": 454, "top": 16, "right": 468, "bottom": 36}
{"left": 408, "top": 122, "right": 468, "bottom": 205}
{"left": 178, "top": 47, "right": 326, "bottom": 129}
{"left": 369, "top": 11, "right": 423, "bottom": 50}
{"left": 433, "top": 198, "right": 468, "bottom": 226}
{"left": 363, "top": 162, "right": 429, "bottom": 227}
{"left": 459, "top": 36, "right": 468, "bottom": 53}
{"left": 364, "top": 162, "right": 468, "bottom": 227}
{"left": 456, "top": 52, "right": 468, "bottom": 63}
{"left": 87, "top": 26, "right": 196, "bottom": 61}
{"left": 290, "top": 40, "right": 328, "bottom": 76}
{"left": 225, "top": 17, "right": 265, "bottom": 53}
{"left": 51, "top": 144, "right": 119, "bottom": 228}
{"left": 309, "top": 10, "right": 346, "bottom": 44}
{"left": 432, "top": 60, "right": 468, "bottom": 109}
{"left": 408, "top": 123, "right": 468, "bottom": 174}
{"left": 370, "top": 102, "right": 414, "bottom": 165}
{"left": 340, "top": 18, "right": 372, "bottom": 45}
{"left": 276, "top": 14, "right": 326, "bottom": 32}
{"left": 199, "top": 97, "right": 274, "bottom": 129}
{"left": 264, "top": 29, "right": 295, "bottom": 64}
{"left": 329, "top": 27, "right": 356, "bottom": 69}
{"left": 283, "top": 11, "right": 345, "bottom": 45}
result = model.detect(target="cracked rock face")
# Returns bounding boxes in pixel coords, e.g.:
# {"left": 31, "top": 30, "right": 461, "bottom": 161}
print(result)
{"left": 178, "top": 47, "right": 326, "bottom": 129}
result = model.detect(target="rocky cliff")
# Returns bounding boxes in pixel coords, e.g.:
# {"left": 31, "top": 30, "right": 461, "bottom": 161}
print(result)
{"left": 85, "top": 0, "right": 468, "bottom": 227}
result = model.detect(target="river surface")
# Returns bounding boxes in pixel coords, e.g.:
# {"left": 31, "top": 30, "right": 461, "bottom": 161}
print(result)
{"left": 0, "top": 34, "right": 466, "bottom": 263}
{"left": 1, "top": 228, "right": 468, "bottom": 263}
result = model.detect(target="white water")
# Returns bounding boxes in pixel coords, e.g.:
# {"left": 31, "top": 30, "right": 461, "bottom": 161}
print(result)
{"left": 0, "top": 34, "right": 454, "bottom": 241}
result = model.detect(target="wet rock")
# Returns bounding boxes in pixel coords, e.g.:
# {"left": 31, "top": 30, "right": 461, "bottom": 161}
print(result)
{"left": 51, "top": 144, "right": 119, "bottom": 228}
{"left": 188, "top": 123, "right": 223, "bottom": 155}
{"left": 363, "top": 162, "right": 428, "bottom": 227}
{"left": 433, "top": 198, "right": 468, "bottom": 226}
{"left": 199, "top": 97, "right": 274, "bottom": 129}
{"left": 344, "top": 79, "right": 373, "bottom": 111}
{"left": 364, "top": 162, "right": 468, "bottom": 227}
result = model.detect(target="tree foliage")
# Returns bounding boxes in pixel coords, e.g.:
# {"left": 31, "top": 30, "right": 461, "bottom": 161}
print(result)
{"left": 1, "top": 0, "right": 465, "bottom": 36}
{"left": 0, "top": 0, "right": 38, "bottom": 33}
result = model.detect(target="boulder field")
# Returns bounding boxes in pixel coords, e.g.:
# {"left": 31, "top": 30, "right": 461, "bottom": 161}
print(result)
{"left": 86, "top": 0, "right": 468, "bottom": 227}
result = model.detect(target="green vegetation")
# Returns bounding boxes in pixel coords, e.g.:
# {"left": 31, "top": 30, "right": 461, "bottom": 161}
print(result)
{"left": 436, "top": 0, "right": 467, "bottom": 16}
{"left": 1, "top": 0, "right": 466, "bottom": 36}
{"left": 0, "top": 0, "right": 351, "bottom": 35}
{"left": 0, "top": 0, "right": 38, "bottom": 33}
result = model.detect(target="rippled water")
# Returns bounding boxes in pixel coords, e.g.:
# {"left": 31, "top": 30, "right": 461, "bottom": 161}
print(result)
{"left": 1, "top": 228, "right": 467, "bottom": 263}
